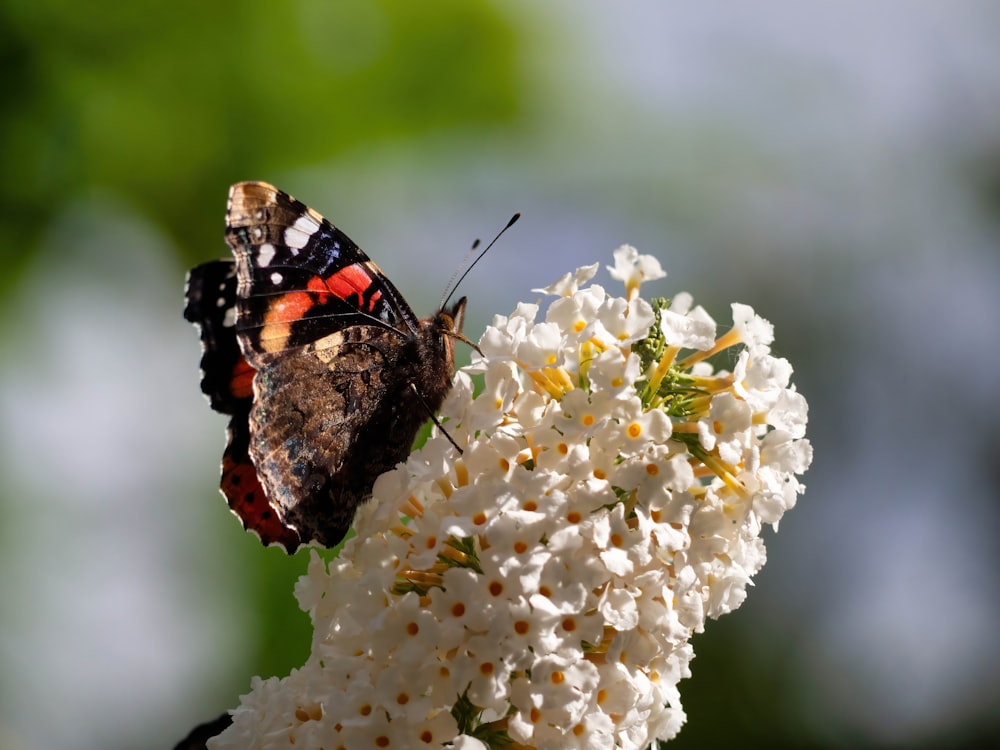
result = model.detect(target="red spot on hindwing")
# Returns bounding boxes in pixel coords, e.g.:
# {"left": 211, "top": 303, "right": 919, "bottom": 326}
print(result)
{"left": 229, "top": 357, "right": 255, "bottom": 399}
{"left": 222, "top": 441, "right": 301, "bottom": 551}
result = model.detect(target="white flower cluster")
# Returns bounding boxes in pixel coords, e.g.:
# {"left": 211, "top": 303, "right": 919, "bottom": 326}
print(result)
{"left": 211, "top": 247, "right": 812, "bottom": 750}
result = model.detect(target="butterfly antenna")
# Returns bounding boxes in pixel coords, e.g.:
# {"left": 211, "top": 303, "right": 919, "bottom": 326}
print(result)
{"left": 441, "top": 212, "right": 521, "bottom": 309}
{"left": 409, "top": 383, "right": 464, "bottom": 454}
{"left": 440, "top": 238, "right": 481, "bottom": 310}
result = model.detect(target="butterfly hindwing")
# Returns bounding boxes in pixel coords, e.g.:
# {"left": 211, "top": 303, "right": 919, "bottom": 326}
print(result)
{"left": 183, "top": 260, "right": 251, "bottom": 414}
{"left": 184, "top": 259, "right": 303, "bottom": 550}
{"left": 246, "top": 325, "right": 426, "bottom": 547}
{"left": 221, "top": 407, "right": 302, "bottom": 552}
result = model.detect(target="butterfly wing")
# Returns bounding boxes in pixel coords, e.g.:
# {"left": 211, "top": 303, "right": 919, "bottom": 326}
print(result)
{"left": 187, "top": 182, "right": 462, "bottom": 551}
{"left": 182, "top": 260, "right": 250, "bottom": 414}
{"left": 224, "top": 181, "right": 420, "bottom": 362}
{"left": 224, "top": 182, "right": 444, "bottom": 548}
{"left": 184, "top": 259, "right": 302, "bottom": 551}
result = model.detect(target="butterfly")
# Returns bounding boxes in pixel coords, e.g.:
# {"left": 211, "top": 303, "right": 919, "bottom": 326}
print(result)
{"left": 184, "top": 181, "right": 470, "bottom": 552}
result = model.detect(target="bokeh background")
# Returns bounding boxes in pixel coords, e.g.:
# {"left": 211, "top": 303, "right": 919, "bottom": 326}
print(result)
{"left": 2, "top": 2, "right": 1000, "bottom": 749}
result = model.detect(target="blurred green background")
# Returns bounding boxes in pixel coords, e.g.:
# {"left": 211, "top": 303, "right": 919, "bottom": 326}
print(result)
{"left": 2, "top": 2, "right": 1000, "bottom": 749}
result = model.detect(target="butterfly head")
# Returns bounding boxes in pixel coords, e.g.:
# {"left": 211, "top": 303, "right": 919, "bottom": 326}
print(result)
{"left": 434, "top": 296, "right": 480, "bottom": 356}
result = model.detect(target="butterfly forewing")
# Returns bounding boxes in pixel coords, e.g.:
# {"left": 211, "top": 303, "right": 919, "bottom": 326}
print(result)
{"left": 225, "top": 181, "right": 420, "bottom": 361}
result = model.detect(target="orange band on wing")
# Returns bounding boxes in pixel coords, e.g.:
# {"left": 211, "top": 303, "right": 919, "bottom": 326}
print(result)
{"left": 267, "top": 290, "right": 315, "bottom": 323}
{"left": 259, "top": 264, "right": 382, "bottom": 353}
{"left": 260, "top": 291, "right": 314, "bottom": 351}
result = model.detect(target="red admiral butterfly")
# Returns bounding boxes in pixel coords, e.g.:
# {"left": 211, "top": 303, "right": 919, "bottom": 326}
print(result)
{"left": 184, "top": 182, "right": 470, "bottom": 552}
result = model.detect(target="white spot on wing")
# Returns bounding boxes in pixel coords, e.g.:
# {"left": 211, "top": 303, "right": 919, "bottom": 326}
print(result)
{"left": 223, "top": 306, "right": 237, "bottom": 328}
{"left": 258, "top": 243, "right": 276, "bottom": 267}
{"left": 284, "top": 214, "right": 320, "bottom": 252}
{"left": 270, "top": 271, "right": 283, "bottom": 285}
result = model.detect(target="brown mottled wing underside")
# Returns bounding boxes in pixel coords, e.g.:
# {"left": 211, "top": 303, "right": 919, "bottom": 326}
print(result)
{"left": 248, "top": 323, "right": 453, "bottom": 548}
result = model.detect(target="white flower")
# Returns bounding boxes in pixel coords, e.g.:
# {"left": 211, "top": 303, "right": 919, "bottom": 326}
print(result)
{"left": 697, "top": 391, "right": 753, "bottom": 466}
{"left": 534, "top": 262, "right": 600, "bottom": 297}
{"left": 587, "top": 348, "right": 642, "bottom": 398}
{"left": 547, "top": 285, "right": 605, "bottom": 343}
{"left": 477, "top": 303, "right": 538, "bottom": 362}
{"left": 209, "top": 249, "right": 812, "bottom": 749}
{"left": 660, "top": 301, "right": 717, "bottom": 350}
{"left": 732, "top": 301, "right": 774, "bottom": 352}
{"left": 594, "top": 295, "right": 656, "bottom": 346}
{"left": 607, "top": 244, "right": 666, "bottom": 299}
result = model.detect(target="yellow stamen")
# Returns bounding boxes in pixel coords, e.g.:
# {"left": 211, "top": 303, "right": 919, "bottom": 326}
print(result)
{"left": 391, "top": 524, "right": 414, "bottom": 538}
{"left": 698, "top": 452, "right": 751, "bottom": 500}
{"left": 579, "top": 341, "right": 594, "bottom": 384}
{"left": 645, "top": 345, "right": 680, "bottom": 400}
{"left": 438, "top": 544, "right": 471, "bottom": 565}
{"left": 687, "top": 373, "right": 735, "bottom": 392}
{"left": 526, "top": 365, "right": 575, "bottom": 400}
{"left": 401, "top": 495, "right": 424, "bottom": 519}
{"left": 552, "top": 365, "right": 575, "bottom": 393}
{"left": 399, "top": 569, "right": 443, "bottom": 587}
{"left": 587, "top": 336, "right": 609, "bottom": 352}
{"left": 690, "top": 395, "right": 714, "bottom": 419}
{"left": 676, "top": 328, "right": 742, "bottom": 370}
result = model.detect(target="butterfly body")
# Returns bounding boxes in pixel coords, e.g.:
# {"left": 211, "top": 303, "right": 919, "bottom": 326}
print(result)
{"left": 184, "top": 181, "right": 465, "bottom": 552}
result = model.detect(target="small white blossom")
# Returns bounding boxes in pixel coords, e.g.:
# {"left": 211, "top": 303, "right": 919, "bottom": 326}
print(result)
{"left": 594, "top": 295, "right": 657, "bottom": 347}
{"left": 607, "top": 244, "right": 666, "bottom": 298}
{"left": 660, "top": 302, "right": 717, "bottom": 350}
{"left": 732, "top": 301, "right": 775, "bottom": 352}
{"left": 547, "top": 285, "right": 605, "bottom": 343}
{"left": 209, "top": 251, "right": 812, "bottom": 749}
{"left": 534, "top": 261, "right": 600, "bottom": 296}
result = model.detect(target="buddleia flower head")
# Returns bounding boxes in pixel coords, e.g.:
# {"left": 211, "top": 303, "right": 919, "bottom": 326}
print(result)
{"left": 212, "top": 246, "right": 812, "bottom": 750}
